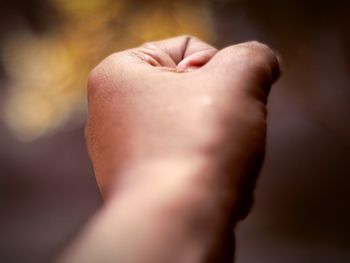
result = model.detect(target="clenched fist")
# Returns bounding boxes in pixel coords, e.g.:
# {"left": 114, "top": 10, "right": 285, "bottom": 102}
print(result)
{"left": 61, "top": 35, "right": 280, "bottom": 263}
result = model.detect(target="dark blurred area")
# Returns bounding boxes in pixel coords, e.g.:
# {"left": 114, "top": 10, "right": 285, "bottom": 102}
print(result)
{"left": 0, "top": 0, "right": 349, "bottom": 262}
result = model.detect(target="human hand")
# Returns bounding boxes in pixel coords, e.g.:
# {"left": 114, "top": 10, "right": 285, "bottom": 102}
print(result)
{"left": 65, "top": 35, "right": 280, "bottom": 263}
{"left": 86, "top": 35, "right": 279, "bottom": 199}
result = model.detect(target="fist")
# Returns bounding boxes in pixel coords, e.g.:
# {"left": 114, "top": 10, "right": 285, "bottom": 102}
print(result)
{"left": 85, "top": 35, "right": 280, "bottom": 208}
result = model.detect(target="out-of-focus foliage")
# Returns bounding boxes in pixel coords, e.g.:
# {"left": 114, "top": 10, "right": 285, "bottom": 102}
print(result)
{"left": 1, "top": 0, "right": 214, "bottom": 141}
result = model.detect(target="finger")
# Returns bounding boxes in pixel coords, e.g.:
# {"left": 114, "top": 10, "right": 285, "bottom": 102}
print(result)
{"left": 176, "top": 48, "right": 218, "bottom": 71}
{"left": 201, "top": 41, "right": 281, "bottom": 100}
{"left": 138, "top": 35, "right": 218, "bottom": 68}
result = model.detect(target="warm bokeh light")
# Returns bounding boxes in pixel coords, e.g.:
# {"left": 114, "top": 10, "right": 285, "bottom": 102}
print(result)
{"left": 1, "top": 0, "right": 214, "bottom": 141}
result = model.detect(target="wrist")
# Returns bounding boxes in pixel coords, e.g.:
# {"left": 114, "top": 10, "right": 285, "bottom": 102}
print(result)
{"left": 105, "top": 156, "right": 237, "bottom": 261}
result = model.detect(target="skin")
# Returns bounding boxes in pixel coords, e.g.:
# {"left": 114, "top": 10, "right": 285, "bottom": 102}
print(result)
{"left": 58, "top": 35, "right": 280, "bottom": 263}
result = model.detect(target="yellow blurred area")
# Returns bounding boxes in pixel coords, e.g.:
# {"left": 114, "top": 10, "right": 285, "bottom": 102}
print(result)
{"left": 1, "top": 0, "right": 214, "bottom": 141}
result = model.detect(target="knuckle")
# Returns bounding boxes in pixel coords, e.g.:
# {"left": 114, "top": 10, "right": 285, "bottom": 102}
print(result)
{"left": 87, "top": 66, "right": 102, "bottom": 92}
{"left": 178, "top": 34, "right": 201, "bottom": 46}
{"left": 140, "top": 42, "right": 158, "bottom": 49}
{"left": 128, "top": 47, "right": 161, "bottom": 66}
{"left": 244, "top": 41, "right": 271, "bottom": 53}
{"left": 87, "top": 52, "right": 124, "bottom": 95}
{"left": 177, "top": 35, "right": 192, "bottom": 47}
{"left": 233, "top": 41, "right": 278, "bottom": 80}
{"left": 180, "top": 34, "right": 192, "bottom": 39}
{"left": 87, "top": 66, "right": 102, "bottom": 96}
{"left": 179, "top": 34, "right": 195, "bottom": 41}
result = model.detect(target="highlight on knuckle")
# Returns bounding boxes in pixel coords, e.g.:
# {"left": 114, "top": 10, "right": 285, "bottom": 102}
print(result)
{"left": 87, "top": 52, "right": 124, "bottom": 95}
{"left": 235, "top": 42, "right": 275, "bottom": 80}
{"left": 87, "top": 66, "right": 103, "bottom": 94}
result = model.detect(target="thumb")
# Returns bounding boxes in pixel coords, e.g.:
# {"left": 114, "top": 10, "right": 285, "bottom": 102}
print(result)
{"left": 200, "top": 41, "right": 281, "bottom": 102}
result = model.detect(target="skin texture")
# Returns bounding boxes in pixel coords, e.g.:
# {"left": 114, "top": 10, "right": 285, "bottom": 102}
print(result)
{"left": 58, "top": 35, "right": 280, "bottom": 263}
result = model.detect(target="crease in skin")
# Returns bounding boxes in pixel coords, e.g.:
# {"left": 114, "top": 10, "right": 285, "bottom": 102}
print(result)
{"left": 129, "top": 46, "right": 200, "bottom": 73}
{"left": 133, "top": 36, "right": 218, "bottom": 73}
{"left": 180, "top": 35, "right": 192, "bottom": 61}
{"left": 176, "top": 49, "right": 217, "bottom": 71}
{"left": 153, "top": 35, "right": 192, "bottom": 64}
{"left": 131, "top": 47, "right": 175, "bottom": 68}
{"left": 128, "top": 49, "right": 161, "bottom": 67}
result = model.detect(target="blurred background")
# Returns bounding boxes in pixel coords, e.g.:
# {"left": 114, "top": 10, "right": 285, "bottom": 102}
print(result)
{"left": 0, "top": 0, "right": 349, "bottom": 262}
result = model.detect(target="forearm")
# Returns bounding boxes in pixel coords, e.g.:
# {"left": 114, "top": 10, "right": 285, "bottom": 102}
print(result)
{"left": 58, "top": 157, "right": 236, "bottom": 263}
